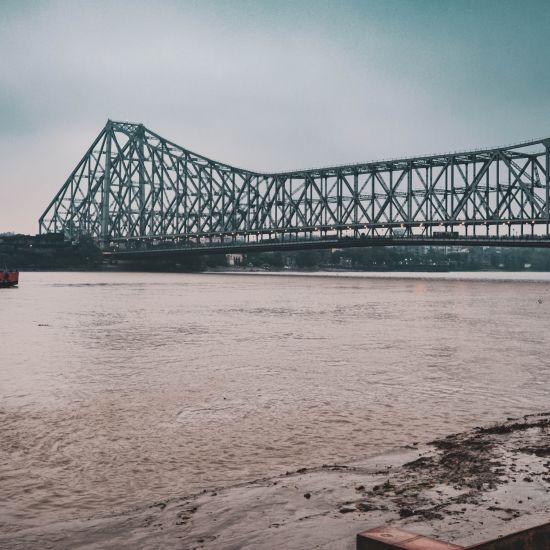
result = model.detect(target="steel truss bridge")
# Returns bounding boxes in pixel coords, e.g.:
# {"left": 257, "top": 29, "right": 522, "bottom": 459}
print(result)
{"left": 39, "top": 120, "right": 550, "bottom": 258}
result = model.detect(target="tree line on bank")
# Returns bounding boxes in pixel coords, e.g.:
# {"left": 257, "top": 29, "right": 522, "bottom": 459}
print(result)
{"left": 0, "top": 235, "right": 102, "bottom": 270}
{"left": 3, "top": 233, "right": 550, "bottom": 271}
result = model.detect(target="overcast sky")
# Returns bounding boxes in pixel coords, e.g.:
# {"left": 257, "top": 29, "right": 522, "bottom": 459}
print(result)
{"left": 1, "top": 0, "right": 549, "bottom": 234}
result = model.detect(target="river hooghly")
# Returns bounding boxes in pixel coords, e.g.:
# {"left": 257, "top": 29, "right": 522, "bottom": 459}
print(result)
{"left": 1, "top": 271, "right": 550, "bottom": 534}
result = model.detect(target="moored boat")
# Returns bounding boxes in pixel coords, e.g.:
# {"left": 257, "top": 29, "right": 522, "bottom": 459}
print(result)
{"left": 1, "top": 268, "right": 19, "bottom": 288}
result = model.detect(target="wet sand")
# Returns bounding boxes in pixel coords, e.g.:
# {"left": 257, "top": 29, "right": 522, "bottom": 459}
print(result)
{"left": 2, "top": 412, "right": 548, "bottom": 549}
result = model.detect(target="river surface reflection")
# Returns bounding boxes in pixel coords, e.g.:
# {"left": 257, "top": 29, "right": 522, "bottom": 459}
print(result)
{"left": 1, "top": 271, "right": 549, "bottom": 532}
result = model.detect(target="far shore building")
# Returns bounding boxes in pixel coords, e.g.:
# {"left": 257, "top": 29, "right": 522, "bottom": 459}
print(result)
{"left": 226, "top": 253, "right": 244, "bottom": 266}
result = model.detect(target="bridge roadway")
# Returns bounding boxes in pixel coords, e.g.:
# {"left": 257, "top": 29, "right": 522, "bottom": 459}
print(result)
{"left": 103, "top": 234, "right": 550, "bottom": 260}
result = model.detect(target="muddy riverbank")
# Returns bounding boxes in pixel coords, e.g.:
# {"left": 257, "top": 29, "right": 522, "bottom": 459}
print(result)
{"left": 2, "top": 412, "right": 548, "bottom": 549}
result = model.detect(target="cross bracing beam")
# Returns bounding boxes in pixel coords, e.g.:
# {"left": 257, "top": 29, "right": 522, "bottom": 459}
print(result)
{"left": 39, "top": 120, "right": 550, "bottom": 251}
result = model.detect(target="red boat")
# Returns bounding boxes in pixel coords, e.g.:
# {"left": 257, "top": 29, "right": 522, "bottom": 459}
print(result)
{"left": 1, "top": 268, "right": 19, "bottom": 288}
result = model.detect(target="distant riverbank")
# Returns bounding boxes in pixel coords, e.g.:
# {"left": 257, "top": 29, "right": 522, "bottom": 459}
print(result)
{"left": 206, "top": 268, "right": 550, "bottom": 283}
{"left": 15, "top": 265, "right": 550, "bottom": 281}
{"left": 5, "top": 233, "right": 550, "bottom": 273}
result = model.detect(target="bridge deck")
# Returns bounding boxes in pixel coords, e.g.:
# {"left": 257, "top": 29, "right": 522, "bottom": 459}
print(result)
{"left": 103, "top": 235, "right": 550, "bottom": 259}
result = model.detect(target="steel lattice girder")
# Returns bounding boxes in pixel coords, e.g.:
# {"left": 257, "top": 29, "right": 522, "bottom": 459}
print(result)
{"left": 39, "top": 120, "right": 550, "bottom": 246}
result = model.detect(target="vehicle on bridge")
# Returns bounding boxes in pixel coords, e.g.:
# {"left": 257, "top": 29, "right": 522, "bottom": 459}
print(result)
{"left": 433, "top": 231, "right": 459, "bottom": 239}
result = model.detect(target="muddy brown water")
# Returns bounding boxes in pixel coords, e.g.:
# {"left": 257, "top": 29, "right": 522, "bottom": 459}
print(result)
{"left": 1, "top": 271, "right": 549, "bottom": 533}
